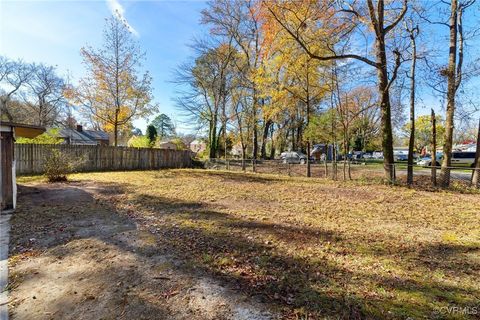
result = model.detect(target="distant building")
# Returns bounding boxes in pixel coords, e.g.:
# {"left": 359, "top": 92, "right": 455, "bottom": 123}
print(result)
{"left": 59, "top": 125, "right": 109, "bottom": 146}
{"left": 231, "top": 143, "right": 243, "bottom": 158}
{"left": 190, "top": 139, "right": 207, "bottom": 154}
{"left": 158, "top": 141, "right": 178, "bottom": 150}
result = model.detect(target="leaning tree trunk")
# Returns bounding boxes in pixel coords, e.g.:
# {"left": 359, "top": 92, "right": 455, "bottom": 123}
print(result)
{"left": 440, "top": 0, "right": 459, "bottom": 187}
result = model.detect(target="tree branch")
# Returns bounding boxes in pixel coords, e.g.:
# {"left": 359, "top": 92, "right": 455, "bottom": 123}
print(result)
{"left": 384, "top": 0, "right": 408, "bottom": 34}
{"left": 266, "top": 5, "right": 378, "bottom": 68}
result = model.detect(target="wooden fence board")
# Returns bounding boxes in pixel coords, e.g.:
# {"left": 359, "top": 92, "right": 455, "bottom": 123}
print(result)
{"left": 14, "top": 144, "right": 192, "bottom": 175}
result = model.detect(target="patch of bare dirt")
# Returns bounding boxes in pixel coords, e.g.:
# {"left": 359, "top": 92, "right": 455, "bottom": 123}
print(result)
{"left": 8, "top": 182, "right": 275, "bottom": 320}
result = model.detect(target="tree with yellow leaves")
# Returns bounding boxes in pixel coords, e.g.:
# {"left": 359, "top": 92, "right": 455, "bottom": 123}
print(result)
{"left": 71, "top": 15, "right": 156, "bottom": 146}
{"left": 259, "top": 1, "right": 330, "bottom": 175}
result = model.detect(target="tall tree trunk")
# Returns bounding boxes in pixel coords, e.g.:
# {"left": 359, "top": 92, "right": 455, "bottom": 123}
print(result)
{"left": 346, "top": 132, "right": 352, "bottom": 180}
{"left": 209, "top": 116, "right": 218, "bottom": 159}
{"left": 252, "top": 96, "right": 259, "bottom": 160}
{"left": 407, "top": 26, "right": 418, "bottom": 186}
{"left": 296, "top": 125, "right": 302, "bottom": 151}
{"left": 306, "top": 98, "right": 311, "bottom": 177}
{"left": 291, "top": 127, "right": 295, "bottom": 151}
{"left": 223, "top": 121, "right": 227, "bottom": 159}
{"left": 269, "top": 125, "right": 276, "bottom": 159}
{"left": 241, "top": 145, "right": 246, "bottom": 171}
{"left": 260, "top": 119, "right": 272, "bottom": 159}
{"left": 376, "top": 37, "right": 395, "bottom": 182}
{"left": 431, "top": 109, "right": 437, "bottom": 186}
{"left": 440, "top": 0, "right": 459, "bottom": 187}
{"left": 114, "top": 123, "right": 118, "bottom": 147}
{"left": 471, "top": 118, "right": 480, "bottom": 188}
{"left": 343, "top": 136, "right": 348, "bottom": 181}
{"left": 114, "top": 107, "right": 119, "bottom": 147}
{"left": 324, "top": 144, "right": 328, "bottom": 178}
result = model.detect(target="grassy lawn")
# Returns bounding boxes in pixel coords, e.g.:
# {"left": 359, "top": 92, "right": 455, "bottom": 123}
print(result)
{"left": 17, "top": 169, "right": 480, "bottom": 319}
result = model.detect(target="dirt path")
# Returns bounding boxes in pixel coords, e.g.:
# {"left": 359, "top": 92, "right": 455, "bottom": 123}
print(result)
{"left": 8, "top": 182, "right": 275, "bottom": 320}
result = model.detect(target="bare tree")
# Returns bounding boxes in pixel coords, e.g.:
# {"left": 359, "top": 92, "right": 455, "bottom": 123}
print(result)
{"left": 23, "top": 64, "right": 67, "bottom": 126}
{"left": 202, "top": 0, "right": 263, "bottom": 160}
{"left": 0, "top": 57, "right": 34, "bottom": 121}
{"left": 406, "top": 23, "right": 419, "bottom": 185}
{"left": 439, "top": 0, "right": 475, "bottom": 187}
{"left": 174, "top": 39, "right": 236, "bottom": 159}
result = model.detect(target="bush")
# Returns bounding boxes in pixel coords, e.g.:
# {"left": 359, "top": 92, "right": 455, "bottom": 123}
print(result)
{"left": 44, "top": 149, "right": 74, "bottom": 182}
{"left": 16, "top": 128, "right": 63, "bottom": 144}
{"left": 127, "top": 135, "right": 150, "bottom": 148}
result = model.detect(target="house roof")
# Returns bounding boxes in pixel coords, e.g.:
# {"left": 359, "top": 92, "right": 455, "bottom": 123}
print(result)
{"left": 0, "top": 121, "right": 45, "bottom": 138}
{"left": 58, "top": 128, "right": 97, "bottom": 145}
{"left": 83, "top": 130, "right": 109, "bottom": 141}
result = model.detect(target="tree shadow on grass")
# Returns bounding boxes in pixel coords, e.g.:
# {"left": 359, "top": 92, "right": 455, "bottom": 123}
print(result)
{"left": 172, "top": 169, "right": 287, "bottom": 185}
{"left": 123, "top": 191, "right": 480, "bottom": 319}
{"left": 12, "top": 181, "right": 480, "bottom": 319}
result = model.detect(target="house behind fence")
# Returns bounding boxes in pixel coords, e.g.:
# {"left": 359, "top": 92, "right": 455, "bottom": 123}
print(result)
{"left": 15, "top": 144, "right": 192, "bottom": 175}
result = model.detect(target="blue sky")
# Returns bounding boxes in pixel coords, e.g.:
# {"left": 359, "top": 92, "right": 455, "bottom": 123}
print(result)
{"left": 0, "top": 0, "right": 208, "bottom": 133}
{"left": 1, "top": 0, "right": 478, "bottom": 134}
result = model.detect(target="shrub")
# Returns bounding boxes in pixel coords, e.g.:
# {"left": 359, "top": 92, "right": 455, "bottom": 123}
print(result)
{"left": 127, "top": 135, "right": 150, "bottom": 148}
{"left": 170, "top": 137, "right": 187, "bottom": 150}
{"left": 44, "top": 149, "right": 74, "bottom": 182}
{"left": 16, "top": 128, "right": 62, "bottom": 144}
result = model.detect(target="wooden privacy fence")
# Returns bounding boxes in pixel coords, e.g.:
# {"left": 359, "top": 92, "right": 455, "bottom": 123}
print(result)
{"left": 15, "top": 144, "right": 193, "bottom": 175}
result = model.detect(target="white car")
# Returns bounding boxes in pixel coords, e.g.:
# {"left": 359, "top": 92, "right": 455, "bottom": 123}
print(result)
{"left": 451, "top": 151, "right": 477, "bottom": 167}
{"left": 417, "top": 152, "right": 476, "bottom": 167}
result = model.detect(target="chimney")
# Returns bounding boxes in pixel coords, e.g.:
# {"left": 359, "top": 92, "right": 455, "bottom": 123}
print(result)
{"left": 77, "top": 125, "right": 83, "bottom": 132}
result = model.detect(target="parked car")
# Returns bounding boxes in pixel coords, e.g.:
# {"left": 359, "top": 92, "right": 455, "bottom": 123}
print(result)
{"left": 362, "top": 153, "right": 373, "bottom": 159}
{"left": 394, "top": 154, "right": 408, "bottom": 161}
{"left": 451, "top": 151, "right": 477, "bottom": 167}
{"left": 281, "top": 151, "right": 308, "bottom": 164}
{"left": 416, "top": 151, "right": 477, "bottom": 167}
{"left": 417, "top": 154, "right": 442, "bottom": 167}
{"left": 372, "top": 151, "right": 384, "bottom": 159}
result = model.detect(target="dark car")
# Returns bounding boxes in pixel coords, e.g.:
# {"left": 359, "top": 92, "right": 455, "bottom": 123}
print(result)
{"left": 281, "top": 151, "right": 308, "bottom": 164}
{"left": 395, "top": 154, "right": 408, "bottom": 161}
